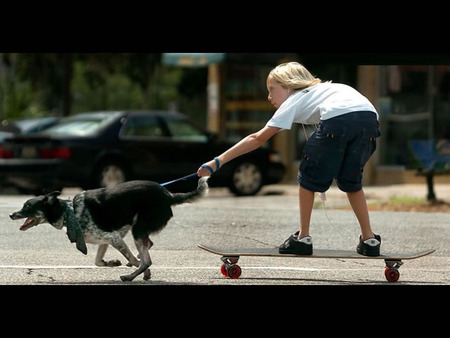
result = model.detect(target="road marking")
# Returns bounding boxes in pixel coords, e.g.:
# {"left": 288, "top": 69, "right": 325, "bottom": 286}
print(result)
{"left": 0, "top": 265, "right": 117, "bottom": 269}
{"left": 0, "top": 265, "right": 375, "bottom": 272}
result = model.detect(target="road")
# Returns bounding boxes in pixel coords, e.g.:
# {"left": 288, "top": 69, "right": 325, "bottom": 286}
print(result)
{"left": 0, "top": 185, "right": 449, "bottom": 286}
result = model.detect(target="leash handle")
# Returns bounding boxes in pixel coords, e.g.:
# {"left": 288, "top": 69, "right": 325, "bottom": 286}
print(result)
{"left": 160, "top": 173, "right": 198, "bottom": 187}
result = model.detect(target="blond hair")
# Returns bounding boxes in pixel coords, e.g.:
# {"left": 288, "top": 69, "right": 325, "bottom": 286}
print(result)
{"left": 267, "top": 62, "right": 322, "bottom": 91}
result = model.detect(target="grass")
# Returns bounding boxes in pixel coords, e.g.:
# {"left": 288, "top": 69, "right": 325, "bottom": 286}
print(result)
{"left": 367, "top": 196, "right": 425, "bottom": 209}
{"left": 384, "top": 196, "right": 425, "bottom": 205}
{"left": 314, "top": 194, "right": 449, "bottom": 212}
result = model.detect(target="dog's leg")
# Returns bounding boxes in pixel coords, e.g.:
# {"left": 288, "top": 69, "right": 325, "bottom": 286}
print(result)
{"left": 120, "top": 237, "right": 152, "bottom": 282}
{"left": 95, "top": 244, "right": 122, "bottom": 267}
{"left": 109, "top": 236, "right": 141, "bottom": 268}
{"left": 95, "top": 244, "right": 109, "bottom": 266}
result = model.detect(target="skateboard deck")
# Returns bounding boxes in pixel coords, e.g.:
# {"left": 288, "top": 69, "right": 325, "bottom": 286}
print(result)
{"left": 198, "top": 244, "right": 435, "bottom": 282}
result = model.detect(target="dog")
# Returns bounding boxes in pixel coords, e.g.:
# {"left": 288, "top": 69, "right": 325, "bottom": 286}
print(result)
{"left": 10, "top": 177, "right": 209, "bottom": 282}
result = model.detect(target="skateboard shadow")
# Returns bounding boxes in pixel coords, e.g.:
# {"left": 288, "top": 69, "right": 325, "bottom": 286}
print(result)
{"left": 211, "top": 276, "right": 439, "bottom": 285}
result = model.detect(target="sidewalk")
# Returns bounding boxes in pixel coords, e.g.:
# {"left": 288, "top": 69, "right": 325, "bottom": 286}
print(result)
{"left": 3, "top": 181, "right": 450, "bottom": 207}
{"left": 261, "top": 182, "right": 450, "bottom": 206}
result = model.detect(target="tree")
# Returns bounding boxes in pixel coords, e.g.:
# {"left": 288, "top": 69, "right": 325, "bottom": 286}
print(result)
{"left": 1, "top": 53, "right": 73, "bottom": 116}
{"left": 0, "top": 53, "right": 184, "bottom": 119}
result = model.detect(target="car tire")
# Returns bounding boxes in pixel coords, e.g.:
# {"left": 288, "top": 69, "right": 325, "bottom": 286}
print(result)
{"left": 228, "top": 161, "right": 263, "bottom": 196}
{"left": 92, "top": 161, "right": 127, "bottom": 189}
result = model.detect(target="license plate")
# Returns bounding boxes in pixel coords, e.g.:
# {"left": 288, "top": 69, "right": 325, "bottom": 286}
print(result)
{"left": 21, "top": 146, "right": 37, "bottom": 158}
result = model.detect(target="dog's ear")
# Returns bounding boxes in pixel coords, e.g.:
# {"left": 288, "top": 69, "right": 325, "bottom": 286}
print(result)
{"left": 45, "top": 191, "right": 61, "bottom": 198}
{"left": 63, "top": 204, "right": 88, "bottom": 255}
{"left": 43, "top": 191, "right": 61, "bottom": 204}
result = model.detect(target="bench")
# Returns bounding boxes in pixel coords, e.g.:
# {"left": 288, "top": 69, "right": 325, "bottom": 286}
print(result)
{"left": 408, "top": 139, "right": 450, "bottom": 201}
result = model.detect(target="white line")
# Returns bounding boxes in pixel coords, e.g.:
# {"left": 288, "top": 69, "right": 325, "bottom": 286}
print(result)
{"left": 0, "top": 265, "right": 114, "bottom": 269}
{"left": 0, "top": 265, "right": 365, "bottom": 272}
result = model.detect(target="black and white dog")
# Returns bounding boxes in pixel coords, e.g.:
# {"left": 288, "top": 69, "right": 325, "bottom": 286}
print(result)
{"left": 10, "top": 177, "right": 209, "bottom": 282}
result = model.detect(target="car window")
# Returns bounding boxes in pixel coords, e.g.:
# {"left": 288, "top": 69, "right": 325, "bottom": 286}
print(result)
{"left": 43, "top": 120, "right": 102, "bottom": 135}
{"left": 165, "top": 119, "right": 208, "bottom": 142}
{"left": 0, "top": 131, "right": 14, "bottom": 142}
{"left": 121, "top": 115, "right": 165, "bottom": 138}
{"left": 14, "top": 117, "right": 59, "bottom": 134}
{"left": 42, "top": 114, "right": 116, "bottom": 136}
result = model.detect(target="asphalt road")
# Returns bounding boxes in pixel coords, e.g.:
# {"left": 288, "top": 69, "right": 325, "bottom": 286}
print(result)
{"left": 0, "top": 185, "right": 449, "bottom": 286}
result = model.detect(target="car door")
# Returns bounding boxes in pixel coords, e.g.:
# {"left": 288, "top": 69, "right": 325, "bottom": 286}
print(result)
{"left": 162, "top": 114, "right": 219, "bottom": 174}
{"left": 119, "top": 113, "right": 215, "bottom": 183}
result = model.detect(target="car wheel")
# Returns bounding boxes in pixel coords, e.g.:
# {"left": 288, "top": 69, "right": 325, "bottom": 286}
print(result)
{"left": 228, "top": 162, "right": 263, "bottom": 196}
{"left": 94, "top": 162, "right": 127, "bottom": 189}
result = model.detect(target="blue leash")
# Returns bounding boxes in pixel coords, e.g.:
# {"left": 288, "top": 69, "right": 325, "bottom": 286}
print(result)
{"left": 160, "top": 173, "right": 199, "bottom": 187}
{"left": 160, "top": 158, "right": 219, "bottom": 187}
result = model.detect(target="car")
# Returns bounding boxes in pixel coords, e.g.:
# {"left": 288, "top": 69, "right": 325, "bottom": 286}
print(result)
{"left": 0, "top": 116, "right": 61, "bottom": 135}
{"left": 0, "top": 116, "right": 61, "bottom": 143}
{"left": 0, "top": 110, "right": 286, "bottom": 196}
{"left": 0, "top": 117, "right": 62, "bottom": 163}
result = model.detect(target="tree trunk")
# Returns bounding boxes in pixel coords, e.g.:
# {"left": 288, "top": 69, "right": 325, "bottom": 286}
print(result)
{"left": 62, "top": 53, "right": 73, "bottom": 116}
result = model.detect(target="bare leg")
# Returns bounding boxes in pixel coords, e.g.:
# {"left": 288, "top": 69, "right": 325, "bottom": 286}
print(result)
{"left": 297, "top": 186, "right": 315, "bottom": 238}
{"left": 346, "top": 189, "right": 375, "bottom": 240}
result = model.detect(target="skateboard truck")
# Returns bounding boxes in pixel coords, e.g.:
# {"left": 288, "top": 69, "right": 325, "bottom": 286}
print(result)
{"left": 220, "top": 256, "right": 242, "bottom": 279}
{"left": 384, "top": 259, "right": 404, "bottom": 282}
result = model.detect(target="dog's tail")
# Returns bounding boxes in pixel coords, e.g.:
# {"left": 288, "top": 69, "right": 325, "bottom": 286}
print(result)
{"left": 168, "top": 176, "right": 209, "bottom": 205}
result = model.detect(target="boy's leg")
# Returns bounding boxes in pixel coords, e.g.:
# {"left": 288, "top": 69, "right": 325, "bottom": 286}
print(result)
{"left": 298, "top": 186, "right": 315, "bottom": 238}
{"left": 278, "top": 185, "right": 315, "bottom": 254}
{"left": 346, "top": 189, "right": 375, "bottom": 240}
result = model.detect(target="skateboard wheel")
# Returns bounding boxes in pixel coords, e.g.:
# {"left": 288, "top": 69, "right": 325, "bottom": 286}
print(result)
{"left": 384, "top": 267, "right": 400, "bottom": 282}
{"left": 227, "top": 264, "right": 242, "bottom": 279}
{"left": 221, "top": 264, "right": 229, "bottom": 277}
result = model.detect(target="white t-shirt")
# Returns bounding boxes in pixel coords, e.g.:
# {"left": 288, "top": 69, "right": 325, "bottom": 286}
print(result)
{"left": 266, "top": 82, "right": 378, "bottom": 130}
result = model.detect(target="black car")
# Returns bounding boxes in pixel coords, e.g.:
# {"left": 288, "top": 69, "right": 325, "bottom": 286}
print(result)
{"left": 0, "top": 110, "right": 285, "bottom": 196}
{"left": 0, "top": 116, "right": 61, "bottom": 142}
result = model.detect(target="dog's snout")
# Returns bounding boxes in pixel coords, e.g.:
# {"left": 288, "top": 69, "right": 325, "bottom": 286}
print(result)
{"left": 9, "top": 210, "right": 26, "bottom": 220}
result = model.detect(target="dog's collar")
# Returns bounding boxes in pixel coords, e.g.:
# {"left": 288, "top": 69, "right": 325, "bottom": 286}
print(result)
{"left": 60, "top": 200, "right": 88, "bottom": 255}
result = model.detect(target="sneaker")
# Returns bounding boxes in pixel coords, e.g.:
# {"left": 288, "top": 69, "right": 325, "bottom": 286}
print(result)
{"left": 357, "top": 234, "right": 381, "bottom": 256}
{"left": 279, "top": 233, "right": 313, "bottom": 255}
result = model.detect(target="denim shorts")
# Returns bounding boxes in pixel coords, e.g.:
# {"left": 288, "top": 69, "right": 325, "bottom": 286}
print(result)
{"left": 298, "top": 111, "right": 380, "bottom": 193}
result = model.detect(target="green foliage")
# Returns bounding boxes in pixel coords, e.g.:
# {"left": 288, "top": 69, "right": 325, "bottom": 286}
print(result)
{"left": 71, "top": 61, "right": 145, "bottom": 112}
{"left": 0, "top": 77, "right": 47, "bottom": 119}
{"left": 0, "top": 53, "right": 207, "bottom": 125}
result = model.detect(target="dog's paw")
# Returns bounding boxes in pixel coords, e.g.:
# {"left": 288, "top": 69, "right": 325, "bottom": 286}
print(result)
{"left": 96, "top": 259, "right": 122, "bottom": 267}
{"left": 120, "top": 274, "right": 134, "bottom": 282}
{"left": 105, "top": 259, "right": 122, "bottom": 267}
{"left": 143, "top": 269, "right": 151, "bottom": 281}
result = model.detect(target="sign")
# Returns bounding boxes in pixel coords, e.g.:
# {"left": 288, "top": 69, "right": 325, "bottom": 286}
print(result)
{"left": 162, "top": 53, "right": 226, "bottom": 67}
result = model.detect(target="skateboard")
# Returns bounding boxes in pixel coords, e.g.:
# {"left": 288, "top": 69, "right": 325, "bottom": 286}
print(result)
{"left": 198, "top": 244, "right": 435, "bottom": 282}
